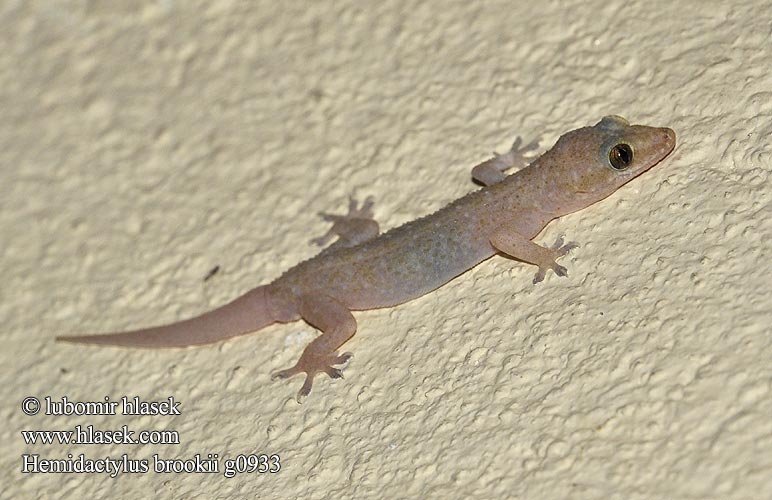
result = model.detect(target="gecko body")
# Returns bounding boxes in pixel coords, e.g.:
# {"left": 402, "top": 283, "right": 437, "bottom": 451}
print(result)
{"left": 60, "top": 116, "right": 676, "bottom": 400}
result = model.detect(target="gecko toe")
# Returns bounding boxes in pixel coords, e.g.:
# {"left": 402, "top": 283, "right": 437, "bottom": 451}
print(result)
{"left": 558, "top": 242, "right": 579, "bottom": 256}
{"left": 360, "top": 195, "right": 375, "bottom": 215}
{"left": 332, "top": 352, "right": 353, "bottom": 364}
{"left": 275, "top": 350, "right": 352, "bottom": 400}
{"left": 553, "top": 264, "right": 568, "bottom": 277}
{"left": 271, "top": 367, "right": 297, "bottom": 381}
{"left": 550, "top": 235, "right": 579, "bottom": 256}
{"left": 295, "top": 377, "right": 314, "bottom": 403}
{"left": 533, "top": 260, "right": 569, "bottom": 283}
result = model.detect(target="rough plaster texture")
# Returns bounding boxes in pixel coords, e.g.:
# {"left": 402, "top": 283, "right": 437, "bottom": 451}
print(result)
{"left": 2, "top": 0, "right": 771, "bottom": 498}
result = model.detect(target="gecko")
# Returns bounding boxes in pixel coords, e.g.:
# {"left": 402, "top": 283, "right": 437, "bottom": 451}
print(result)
{"left": 59, "top": 116, "right": 676, "bottom": 401}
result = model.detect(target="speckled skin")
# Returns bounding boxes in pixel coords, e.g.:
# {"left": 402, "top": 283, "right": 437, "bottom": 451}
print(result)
{"left": 60, "top": 116, "right": 676, "bottom": 401}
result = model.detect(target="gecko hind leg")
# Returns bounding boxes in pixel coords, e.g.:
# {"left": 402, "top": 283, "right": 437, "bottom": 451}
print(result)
{"left": 310, "top": 195, "right": 379, "bottom": 250}
{"left": 471, "top": 136, "right": 540, "bottom": 186}
{"left": 271, "top": 294, "right": 356, "bottom": 402}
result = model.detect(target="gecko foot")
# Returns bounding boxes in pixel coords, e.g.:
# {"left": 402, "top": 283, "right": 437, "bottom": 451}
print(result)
{"left": 494, "top": 136, "right": 540, "bottom": 170}
{"left": 472, "top": 136, "right": 541, "bottom": 186}
{"left": 310, "top": 195, "right": 379, "bottom": 249}
{"left": 271, "top": 351, "right": 353, "bottom": 403}
{"left": 532, "top": 235, "right": 579, "bottom": 284}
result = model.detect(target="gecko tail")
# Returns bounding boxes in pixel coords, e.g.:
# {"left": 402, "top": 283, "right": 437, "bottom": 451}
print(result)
{"left": 57, "top": 285, "right": 280, "bottom": 348}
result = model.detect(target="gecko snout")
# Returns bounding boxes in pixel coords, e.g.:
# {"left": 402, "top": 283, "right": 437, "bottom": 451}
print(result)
{"left": 661, "top": 127, "right": 677, "bottom": 152}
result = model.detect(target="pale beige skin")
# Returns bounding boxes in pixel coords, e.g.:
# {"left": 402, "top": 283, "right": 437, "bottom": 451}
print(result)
{"left": 60, "top": 116, "right": 676, "bottom": 401}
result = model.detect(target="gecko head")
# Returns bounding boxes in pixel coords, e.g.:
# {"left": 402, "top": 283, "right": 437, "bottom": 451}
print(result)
{"left": 556, "top": 115, "right": 676, "bottom": 201}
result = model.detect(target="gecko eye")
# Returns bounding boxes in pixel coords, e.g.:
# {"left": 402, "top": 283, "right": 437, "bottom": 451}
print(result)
{"left": 608, "top": 143, "right": 633, "bottom": 170}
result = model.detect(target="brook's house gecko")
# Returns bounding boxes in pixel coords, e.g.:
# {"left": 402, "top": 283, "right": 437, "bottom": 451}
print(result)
{"left": 60, "top": 116, "right": 676, "bottom": 400}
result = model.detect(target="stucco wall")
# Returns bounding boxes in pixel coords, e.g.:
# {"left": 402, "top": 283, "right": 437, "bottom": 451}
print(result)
{"left": 3, "top": 1, "right": 770, "bottom": 498}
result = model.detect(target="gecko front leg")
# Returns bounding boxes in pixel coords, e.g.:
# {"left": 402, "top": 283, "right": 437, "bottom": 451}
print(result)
{"left": 471, "top": 136, "right": 540, "bottom": 186}
{"left": 490, "top": 224, "right": 578, "bottom": 284}
{"left": 271, "top": 294, "right": 356, "bottom": 402}
{"left": 310, "top": 195, "right": 379, "bottom": 250}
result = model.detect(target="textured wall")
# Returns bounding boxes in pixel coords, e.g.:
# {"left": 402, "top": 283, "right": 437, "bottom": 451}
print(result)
{"left": 3, "top": 0, "right": 770, "bottom": 498}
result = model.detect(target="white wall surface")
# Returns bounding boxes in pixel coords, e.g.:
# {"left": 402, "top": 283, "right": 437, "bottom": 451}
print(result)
{"left": 3, "top": 0, "right": 770, "bottom": 498}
